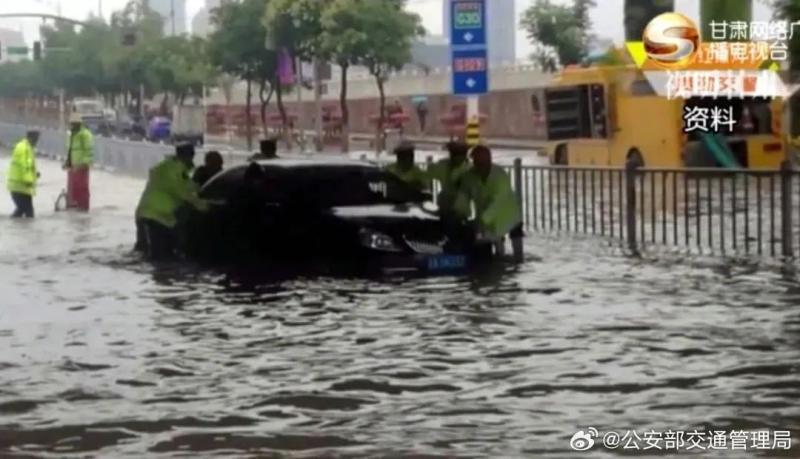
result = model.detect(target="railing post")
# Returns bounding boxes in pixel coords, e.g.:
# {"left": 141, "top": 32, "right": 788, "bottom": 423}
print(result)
{"left": 625, "top": 158, "right": 639, "bottom": 254}
{"left": 513, "top": 158, "right": 524, "bottom": 212}
{"left": 781, "top": 160, "right": 794, "bottom": 259}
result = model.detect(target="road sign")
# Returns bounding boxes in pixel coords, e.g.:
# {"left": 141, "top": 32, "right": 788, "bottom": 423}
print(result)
{"left": 452, "top": 48, "right": 488, "bottom": 95}
{"left": 450, "top": 0, "right": 486, "bottom": 47}
{"left": 6, "top": 46, "right": 29, "bottom": 55}
{"left": 450, "top": 0, "right": 488, "bottom": 95}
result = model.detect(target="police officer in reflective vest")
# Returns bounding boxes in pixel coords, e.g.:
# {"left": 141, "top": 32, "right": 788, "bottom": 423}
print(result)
{"left": 454, "top": 145, "right": 524, "bottom": 262}
{"left": 7, "top": 130, "right": 40, "bottom": 218}
{"left": 135, "top": 144, "right": 208, "bottom": 260}
{"left": 386, "top": 141, "right": 430, "bottom": 192}
{"left": 427, "top": 141, "right": 471, "bottom": 216}
{"left": 65, "top": 113, "right": 94, "bottom": 211}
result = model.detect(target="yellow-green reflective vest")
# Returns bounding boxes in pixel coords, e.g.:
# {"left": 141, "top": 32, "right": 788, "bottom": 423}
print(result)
{"left": 66, "top": 127, "right": 94, "bottom": 167}
{"left": 136, "top": 157, "right": 207, "bottom": 228}
{"left": 454, "top": 165, "right": 522, "bottom": 239}
{"left": 6, "top": 139, "right": 37, "bottom": 196}
{"left": 427, "top": 158, "right": 471, "bottom": 210}
{"left": 386, "top": 162, "right": 430, "bottom": 192}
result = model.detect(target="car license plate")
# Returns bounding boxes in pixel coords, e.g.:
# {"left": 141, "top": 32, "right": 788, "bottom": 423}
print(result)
{"left": 427, "top": 254, "right": 467, "bottom": 271}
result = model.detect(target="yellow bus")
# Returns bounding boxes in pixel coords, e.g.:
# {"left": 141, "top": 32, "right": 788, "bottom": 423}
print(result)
{"left": 530, "top": 65, "right": 786, "bottom": 169}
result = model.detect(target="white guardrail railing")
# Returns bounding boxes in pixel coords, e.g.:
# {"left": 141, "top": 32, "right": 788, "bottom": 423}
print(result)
{"left": 0, "top": 122, "right": 252, "bottom": 177}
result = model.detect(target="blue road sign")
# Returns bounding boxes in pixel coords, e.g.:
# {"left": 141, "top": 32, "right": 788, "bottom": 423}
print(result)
{"left": 452, "top": 47, "right": 488, "bottom": 95}
{"left": 450, "top": 0, "right": 488, "bottom": 95}
{"left": 450, "top": 0, "right": 486, "bottom": 47}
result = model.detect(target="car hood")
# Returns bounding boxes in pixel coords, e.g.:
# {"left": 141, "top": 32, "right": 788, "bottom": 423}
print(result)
{"left": 328, "top": 203, "right": 439, "bottom": 222}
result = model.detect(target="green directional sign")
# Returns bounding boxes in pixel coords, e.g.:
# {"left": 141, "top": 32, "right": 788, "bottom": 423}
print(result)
{"left": 6, "top": 46, "right": 29, "bottom": 55}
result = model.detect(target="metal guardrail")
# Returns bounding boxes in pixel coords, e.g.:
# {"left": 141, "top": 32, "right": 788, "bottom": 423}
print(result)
{"left": 0, "top": 122, "right": 251, "bottom": 177}
{"left": 506, "top": 160, "right": 800, "bottom": 260}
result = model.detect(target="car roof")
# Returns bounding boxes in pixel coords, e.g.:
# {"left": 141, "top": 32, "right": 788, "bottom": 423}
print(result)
{"left": 251, "top": 157, "right": 379, "bottom": 169}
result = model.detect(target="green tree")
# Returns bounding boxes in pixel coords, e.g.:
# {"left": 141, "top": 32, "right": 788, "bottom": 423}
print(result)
{"left": 148, "top": 36, "right": 216, "bottom": 106}
{"left": 318, "top": 0, "right": 421, "bottom": 150}
{"left": 352, "top": 0, "right": 422, "bottom": 147}
{"left": 108, "top": 0, "right": 165, "bottom": 110}
{"left": 39, "top": 18, "right": 115, "bottom": 98}
{"left": 263, "top": 0, "right": 330, "bottom": 137}
{"left": 0, "top": 61, "right": 48, "bottom": 99}
{"left": 623, "top": 0, "right": 673, "bottom": 42}
{"left": 320, "top": 0, "right": 371, "bottom": 151}
{"left": 700, "top": 0, "right": 751, "bottom": 42}
{"left": 772, "top": 0, "right": 800, "bottom": 71}
{"left": 209, "top": 0, "right": 275, "bottom": 149}
{"left": 521, "top": 0, "right": 587, "bottom": 71}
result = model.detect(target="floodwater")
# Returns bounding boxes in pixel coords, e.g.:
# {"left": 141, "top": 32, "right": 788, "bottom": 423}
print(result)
{"left": 1, "top": 158, "right": 800, "bottom": 458}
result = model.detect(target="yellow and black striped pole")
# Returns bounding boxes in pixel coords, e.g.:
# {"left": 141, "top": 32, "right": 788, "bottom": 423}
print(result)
{"left": 465, "top": 116, "right": 480, "bottom": 147}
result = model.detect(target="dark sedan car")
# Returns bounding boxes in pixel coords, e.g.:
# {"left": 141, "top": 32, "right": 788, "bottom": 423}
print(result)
{"left": 181, "top": 158, "right": 474, "bottom": 275}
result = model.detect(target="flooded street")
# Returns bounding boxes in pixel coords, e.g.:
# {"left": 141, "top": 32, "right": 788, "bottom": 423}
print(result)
{"left": 1, "top": 158, "right": 800, "bottom": 458}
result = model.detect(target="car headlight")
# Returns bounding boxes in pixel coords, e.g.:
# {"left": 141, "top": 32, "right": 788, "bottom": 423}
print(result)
{"left": 359, "top": 228, "right": 402, "bottom": 252}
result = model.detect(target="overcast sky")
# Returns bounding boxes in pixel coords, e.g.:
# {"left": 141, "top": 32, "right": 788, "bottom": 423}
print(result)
{"left": 0, "top": 0, "right": 776, "bottom": 60}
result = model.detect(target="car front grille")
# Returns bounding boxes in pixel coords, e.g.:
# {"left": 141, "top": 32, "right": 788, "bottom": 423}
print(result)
{"left": 403, "top": 235, "right": 447, "bottom": 255}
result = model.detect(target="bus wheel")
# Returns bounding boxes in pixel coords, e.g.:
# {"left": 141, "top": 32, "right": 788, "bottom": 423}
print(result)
{"left": 627, "top": 148, "right": 644, "bottom": 168}
{"left": 554, "top": 145, "right": 568, "bottom": 165}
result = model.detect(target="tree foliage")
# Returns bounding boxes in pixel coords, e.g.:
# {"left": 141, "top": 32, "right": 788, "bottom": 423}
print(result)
{"left": 0, "top": 0, "right": 214, "bottom": 109}
{"left": 622, "top": 0, "right": 673, "bottom": 42}
{"left": 521, "top": 0, "right": 595, "bottom": 71}
{"left": 208, "top": 0, "right": 276, "bottom": 148}
{"left": 264, "top": 0, "right": 327, "bottom": 62}
{"left": 772, "top": 0, "right": 800, "bottom": 72}
{"left": 317, "top": 0, "right": 421, "bottom": 149}
{"left": 355, "top": 0, "right": 422, "bottom": 137}
{"left": 700, "top": 0, "right": 751, "bottom": 42}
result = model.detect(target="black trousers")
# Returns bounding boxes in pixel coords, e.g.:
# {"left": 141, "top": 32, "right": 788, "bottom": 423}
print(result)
{"left": 472, "top": 223, "right": 525, "bottom": 261}
{"left": 135, "top": 218, "right": 177, "bottom": 260}
{"left": 10, "top": 192, "right": 34, "bottom": 218}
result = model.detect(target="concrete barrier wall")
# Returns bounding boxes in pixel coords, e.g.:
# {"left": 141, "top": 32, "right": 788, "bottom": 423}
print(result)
{"left": 209, "top": 87, "right": 548, "bottom": 140}
{"left": 207, "top": 64, "right": 551, "bottom": 104}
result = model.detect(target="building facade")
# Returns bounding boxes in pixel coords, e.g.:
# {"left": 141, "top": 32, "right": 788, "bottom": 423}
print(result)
{"left": 442, "top": 0, "right": 516, "bottom": 66}
{"left": 191, "top": 9, "right": 210, "bottom": 37}
{"left": 145, "top": 0, "right": 187, "bottom": 35}
{"left": 410, "top": 36, "right": 450, "bottom": 70}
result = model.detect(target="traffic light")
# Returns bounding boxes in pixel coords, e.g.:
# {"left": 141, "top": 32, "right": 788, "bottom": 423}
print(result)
{"left": 33, "top": 41, "right": 42, "bottom": 61}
